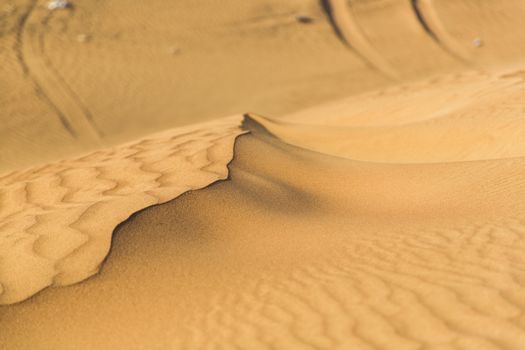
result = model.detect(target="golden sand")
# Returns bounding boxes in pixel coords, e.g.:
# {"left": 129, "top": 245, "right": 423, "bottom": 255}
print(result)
{"left": 2, "top": 0, "right": 525, "bottom": 349}
{"left": 3, "top": 120, "right": 525, "bottom": 348}
{"left": 0, "top": 116, "right": 244, "bottom": 304}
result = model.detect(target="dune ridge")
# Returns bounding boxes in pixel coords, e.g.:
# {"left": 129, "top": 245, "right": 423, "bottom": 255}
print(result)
{"left": 3, "top": 63, "right": 525, "bottom": 305}
{"left": 4, "top": 0, "right": 525, "bottom": 172}
{"left": 0, "top": 115, "right": 244, "bottom": 304}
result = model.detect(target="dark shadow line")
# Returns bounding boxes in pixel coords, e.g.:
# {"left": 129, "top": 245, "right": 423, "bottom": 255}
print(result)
{"left": 410, "top": 0, "right": 439, "bottom": 42}
{"left": 410, "top": 0, "right": 468, "bottom": 64}
{"left": 13, "top": 2, "right": 78, "bottom": 137}
{"left": 319, "top": 0, "right": 349, "bottom": 46}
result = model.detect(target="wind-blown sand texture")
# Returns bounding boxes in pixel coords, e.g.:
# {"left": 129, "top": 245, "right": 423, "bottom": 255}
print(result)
{"left": 3, "top": 117, "right": 525, "bottom": 349}
{"left": 2, "top": 0, "right": 525, "bottom": 349}
{"left": 0, "top": 116, "right": 244, "bottom": 304}
{"left": 4, "top": 0, "right": 525, "bottom": 172}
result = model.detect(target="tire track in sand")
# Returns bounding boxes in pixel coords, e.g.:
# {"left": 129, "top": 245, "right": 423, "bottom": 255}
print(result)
{"left": 321, "top": 0, "right": 399, "bottom": 80}
{"left": 15, "top": 0, "right": 102, "bottom": 142}
{"left": 410, "top": 0, "right": 471, "bottom": 62}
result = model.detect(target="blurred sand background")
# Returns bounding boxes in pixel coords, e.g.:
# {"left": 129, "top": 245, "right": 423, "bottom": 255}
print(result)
{"left": 2, "top": 0, "right": 525, "bottom": 349}
{"left": 3, "top": 0, "right": 524, "bottom": 172}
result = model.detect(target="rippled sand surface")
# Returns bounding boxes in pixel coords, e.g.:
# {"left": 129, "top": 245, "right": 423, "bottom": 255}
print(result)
{"left": 0, "top": 116, "right": 244, "bottom": 304}
{"left": 2, "top": 0, "right": 525, "bottom": 349}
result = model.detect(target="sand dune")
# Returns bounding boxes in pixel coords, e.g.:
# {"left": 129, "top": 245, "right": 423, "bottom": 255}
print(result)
{"left": 247, "top": 68, "right": 525, "bottom": 163}
{"left": 2, "top": 0, "right": 525, "bottom": 349}
{"left": 0, "top": 116, "right": 243, "bottom": 304}
{"left": 3, "top": 119, "right": 525, "bottom": 349}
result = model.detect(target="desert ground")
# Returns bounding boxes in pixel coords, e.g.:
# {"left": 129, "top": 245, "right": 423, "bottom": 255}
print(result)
{"left": 2, "top": 0, "right": 525, "bottom": 349}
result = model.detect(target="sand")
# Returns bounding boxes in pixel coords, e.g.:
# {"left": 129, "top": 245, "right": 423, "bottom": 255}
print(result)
{"left": 3, "top": 120, "right": 525, "bottom": 349}
{"left": 0, "top": 116, "right": 244, "bottom": 304}
{"left": 1, "top": 0, "right": 390, "bottom": 172}
{"left": 2, "top": 0, "right": 525, "bottom": 349}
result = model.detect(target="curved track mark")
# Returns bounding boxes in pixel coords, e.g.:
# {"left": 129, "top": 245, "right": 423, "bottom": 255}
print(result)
{"left": 411, "top": 0, "right": 471, "bottom": 63}
{"left": 323, "top": 0, "right": 399, "bottom": 80}
{"left": 16, "top": 0, "right": 102, "bottom": 142}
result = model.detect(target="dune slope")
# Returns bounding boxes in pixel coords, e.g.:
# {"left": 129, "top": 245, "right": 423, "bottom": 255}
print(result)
{"left": 2, "top": 120, "right": 525, "bottom": 349}
{"left": 5, "top": 0, "right": 525, "bottom": 172}
{"left": 2, "top": 0, "right": 525, "bottom": 349}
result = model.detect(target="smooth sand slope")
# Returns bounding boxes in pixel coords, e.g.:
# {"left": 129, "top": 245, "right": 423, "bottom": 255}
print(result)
{"left": 251, "top": 68, "right": 525, "bottom": 163}
{"left": 1, "top": 0, "right": 386, "bottom": 171}
{"left": 2, "top": 0, "right": 525, "bottom": 349}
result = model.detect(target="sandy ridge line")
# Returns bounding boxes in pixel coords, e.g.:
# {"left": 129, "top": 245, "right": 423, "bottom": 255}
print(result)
{"left": 323, "top": 0, "right": 472, "bottom": 79}
{"left": 322, "top": 0, "right": 399, "bottom": 79}
{"left": 0, "top": 115, "right": 245, "bottom": 304}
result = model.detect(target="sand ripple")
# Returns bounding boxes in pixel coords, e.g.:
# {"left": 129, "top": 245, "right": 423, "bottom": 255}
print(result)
{"left": 0, "top": 115, "right": 244, "bottom": 304}
{"left": 2, "top": 120, "right": 525, "bottom": 349}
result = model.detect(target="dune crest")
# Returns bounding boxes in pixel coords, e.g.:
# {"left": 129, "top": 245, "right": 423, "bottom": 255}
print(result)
{"left": 0, "top": 115, "right": 244, "bottom": 304}
{"left": 250, "top": 67, "right": 525, "bottom": 163}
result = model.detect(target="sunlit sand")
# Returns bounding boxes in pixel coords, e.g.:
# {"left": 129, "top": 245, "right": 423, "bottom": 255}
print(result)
{"left": 2, "top": 0, "right": 525, "bottom": 349}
